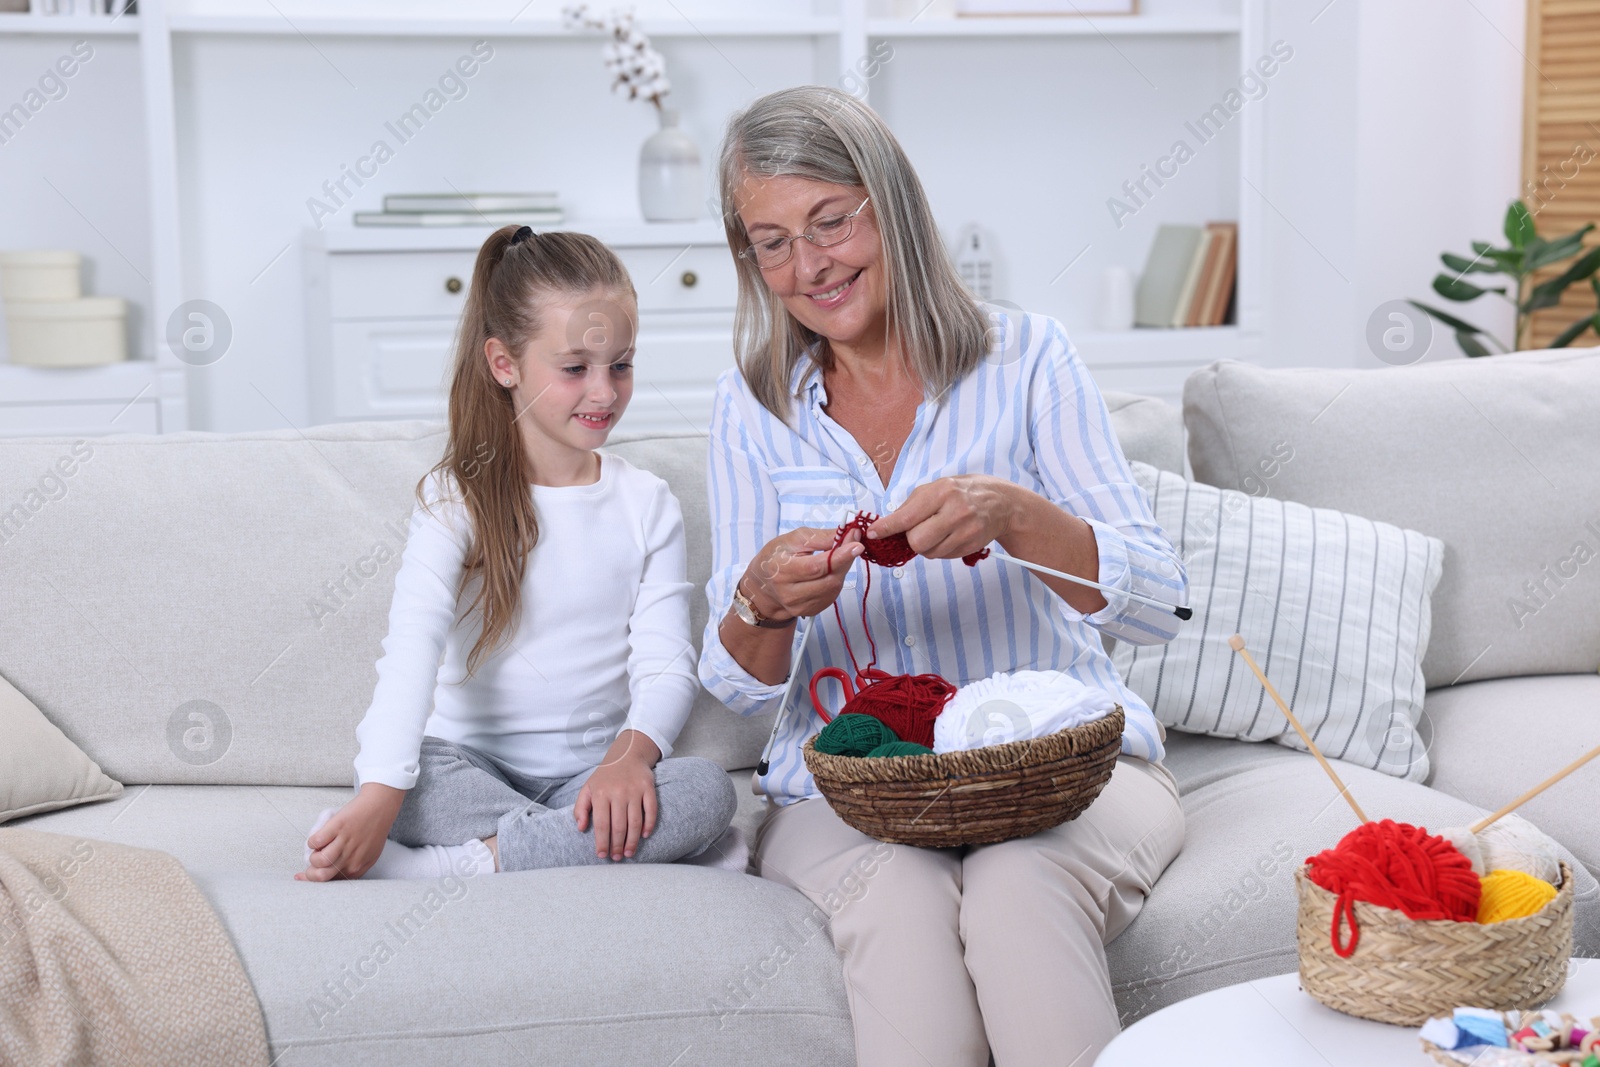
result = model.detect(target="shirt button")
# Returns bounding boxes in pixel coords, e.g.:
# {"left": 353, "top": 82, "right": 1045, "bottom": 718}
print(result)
{"left": 857, "top": 454, "right": 869, "bottom": 465}
{"left": 891, "top": 567, "right": 905, "bottom": 578}
{"left": 903, "top": 635, "right": 916, "bottom": 647}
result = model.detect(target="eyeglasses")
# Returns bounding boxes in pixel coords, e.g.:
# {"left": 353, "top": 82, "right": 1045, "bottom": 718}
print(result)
{"left": 737, "top": 196, "right": 872, "bottom": 270}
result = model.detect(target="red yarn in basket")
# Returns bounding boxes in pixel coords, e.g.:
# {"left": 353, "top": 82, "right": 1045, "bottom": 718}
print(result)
{"left": 1304, "top": 819, "right": 1481, "bottom": 958}
{"left": 814, "top": 512, "right": 984, "bottom": 747}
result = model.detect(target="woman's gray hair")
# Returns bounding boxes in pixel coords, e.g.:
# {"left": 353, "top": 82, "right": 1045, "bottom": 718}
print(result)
{"left": 717, "top": 85, "right": 989, "bottom": 428}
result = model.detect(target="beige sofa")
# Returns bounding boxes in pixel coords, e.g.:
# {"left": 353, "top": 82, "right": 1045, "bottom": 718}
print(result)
{"left": 3, "top": 351, "right": 1596, "bottom": 1065}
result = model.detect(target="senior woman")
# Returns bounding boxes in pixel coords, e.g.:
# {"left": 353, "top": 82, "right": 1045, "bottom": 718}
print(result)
{"left": 697, "top": 86, "right": 1188, "bottom": 1067}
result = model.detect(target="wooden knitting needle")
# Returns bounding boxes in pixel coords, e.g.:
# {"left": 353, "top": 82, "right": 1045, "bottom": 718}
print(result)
{"left": 1228, "top": 634, "right": 1370, "bottom": 824}
{"left": 1469, "top": 741, "right": 1600, "bottom": 834}
{"left": 986, "top": 549, "right": 1194, "bottom": 620}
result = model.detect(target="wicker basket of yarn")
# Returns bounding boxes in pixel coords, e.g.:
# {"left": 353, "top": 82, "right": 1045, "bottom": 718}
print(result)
{"left": 1296, "top": 852, "right": 1575, "bottom": 1027}
{"left": 800, "top": 705, "right": 1124, "bottom": 848}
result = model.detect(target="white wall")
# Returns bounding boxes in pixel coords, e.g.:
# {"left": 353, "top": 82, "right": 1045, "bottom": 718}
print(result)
{"left": 1257, "top": 0, "right": 1525, "bottom": 370}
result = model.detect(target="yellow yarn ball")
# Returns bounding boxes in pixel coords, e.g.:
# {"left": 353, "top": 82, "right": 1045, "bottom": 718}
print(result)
{"left": 1476, "top": 868, "right": 1557, "bottom": 923}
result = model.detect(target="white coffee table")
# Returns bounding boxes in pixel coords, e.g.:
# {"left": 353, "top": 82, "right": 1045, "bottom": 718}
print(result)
{"left": 1098, "top": 958, "right": 1600, "bottom": 1066}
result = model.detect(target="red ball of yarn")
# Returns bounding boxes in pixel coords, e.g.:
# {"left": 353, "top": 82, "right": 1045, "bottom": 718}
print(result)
{"left": 839, "top": 667, "right": 957, "bottom": 749}
{"left": 1305, "top": 819, "right": 1481, "bottom": 958}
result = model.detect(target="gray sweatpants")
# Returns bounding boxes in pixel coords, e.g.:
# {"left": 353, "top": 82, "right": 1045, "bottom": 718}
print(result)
{"left": 389, "top": 736, "right": 737, "bottom": 872}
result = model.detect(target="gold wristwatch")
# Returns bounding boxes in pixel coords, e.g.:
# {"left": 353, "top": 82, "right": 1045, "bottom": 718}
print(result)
{"left": 731, "top": 577, "right": 795, "bottom": 629}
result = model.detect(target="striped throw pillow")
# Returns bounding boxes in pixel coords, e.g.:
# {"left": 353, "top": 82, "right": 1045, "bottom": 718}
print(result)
{"left": 1113, "top": 461, "right": 1446, "bottom": 781}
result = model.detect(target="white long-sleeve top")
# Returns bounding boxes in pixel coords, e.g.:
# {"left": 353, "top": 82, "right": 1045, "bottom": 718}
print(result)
{"left": 698, "top": 308, "right": 1189, "bottom": 806}
{"left": 353, "top": 451, "right": 699, "bottom": 790}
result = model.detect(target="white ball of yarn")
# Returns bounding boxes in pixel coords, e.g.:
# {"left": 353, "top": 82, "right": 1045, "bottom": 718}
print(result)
{"left": 932, "top": 670, "right": 1116, "bottom": 754}
{"left": 1436, "top": 814, "right": 1563, "bottom": 884}
{"left": 1478, "top": 813, "right": 1563, "bottom": 884}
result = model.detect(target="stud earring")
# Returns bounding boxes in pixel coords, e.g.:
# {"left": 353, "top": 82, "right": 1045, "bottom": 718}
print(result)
{"left": 503, "top": 379, "right": 513, "bottom": 386}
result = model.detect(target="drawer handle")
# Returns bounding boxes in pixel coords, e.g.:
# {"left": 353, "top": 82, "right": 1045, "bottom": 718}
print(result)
{"left": 445, "top": 276, "right": 463, "bottom": 294}
{"left": 680, "top": 270, "right": 698, "bottom": 288}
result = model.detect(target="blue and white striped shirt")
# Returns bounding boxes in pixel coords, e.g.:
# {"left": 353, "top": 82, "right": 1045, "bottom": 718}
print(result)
{"left": 697, "top": 308, "right": 1188, "bottom": 805}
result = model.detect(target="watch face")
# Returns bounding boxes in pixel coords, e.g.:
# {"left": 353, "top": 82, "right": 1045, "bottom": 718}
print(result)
{"left": 733, "top": 594, "right": 757, "bottom": 625}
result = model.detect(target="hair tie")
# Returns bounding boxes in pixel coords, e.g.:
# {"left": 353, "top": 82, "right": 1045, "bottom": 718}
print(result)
{"left": 509, "top": 225, "right": 534, "bottom": 247}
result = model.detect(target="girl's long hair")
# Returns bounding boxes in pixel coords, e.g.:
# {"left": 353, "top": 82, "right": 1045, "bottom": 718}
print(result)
{"left": 419, "top": 226, "right": 634, "bottom": 677}
{"left": 716, "top": 86, "right": 988, "bottom": 427}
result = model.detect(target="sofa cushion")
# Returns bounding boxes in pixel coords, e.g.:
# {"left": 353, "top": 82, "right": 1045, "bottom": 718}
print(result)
{"left": 1422, "top": 673, "right": 1600, "bottom": 877}
{"left": 0, "top": 422, "right": 449, "bottom": 786}
{"left": 1107, "top": 742, "right": 1600, "bottom": 1024}
{"left": 1183, "top": 349, "right": 1600, "bottom": 688}
{"left": 1113, "top": 461, "right": 1445, "bottom": 780}
{"left": 196, "top": 863, "right": 853, "bottom": 1067}
{"left": 1102, "top": 391, "right": 1186, "bottom": 476}
{"left": 0, "top": 668, "right": 122, "bottom": 822}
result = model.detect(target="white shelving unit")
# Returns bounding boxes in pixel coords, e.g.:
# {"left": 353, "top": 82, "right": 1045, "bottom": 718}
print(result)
{"left": 0, "top": 1, "right": 186, "bottom": 436}
{"left": 2, "top": 0, "right": 1263, "bottom": 432}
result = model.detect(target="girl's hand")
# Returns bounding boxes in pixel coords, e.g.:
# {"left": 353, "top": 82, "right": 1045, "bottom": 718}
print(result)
{"left": 574, "top": 730, "right": 662, "bottom": 861}
{"left": 865, "top": 475, "right": 1022, "bottom": 560}
{"left": 741, "top": 526, "right": 866, "bottom": 623}
{"left": 297, "top": 782, "right": 405, "bottom": 882}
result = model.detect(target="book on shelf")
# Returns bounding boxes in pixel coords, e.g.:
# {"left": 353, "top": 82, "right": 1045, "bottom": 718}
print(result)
{"left": 1134, "top": 220, "right": 1237, "bottom": 328}
{"left": 1134, "top": 225, "right": 1201, "bottom": 328}
{"left": 354, "top": 208, "right": 566, "bottom": 227}
{"left": 382, "top": 193, "right": 560, "bottom": 214}
{"left": 1199, "top": 221, "right": 1238, "bottom": 327}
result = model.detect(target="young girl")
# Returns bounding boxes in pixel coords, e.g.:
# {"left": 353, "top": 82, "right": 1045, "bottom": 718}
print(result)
{"left": 298, "top": 225, "right": 738, "bottom": 882}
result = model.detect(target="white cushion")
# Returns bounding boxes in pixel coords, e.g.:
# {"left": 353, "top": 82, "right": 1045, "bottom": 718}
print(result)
{"left": 1113, "top": 461, "right": 1445, "bottom": 780}
{"left": 0, "top": 669, "right": 121, "bottom": 822}
{"left": 1183, "top": 348, "right": 1600, "bottom": 687}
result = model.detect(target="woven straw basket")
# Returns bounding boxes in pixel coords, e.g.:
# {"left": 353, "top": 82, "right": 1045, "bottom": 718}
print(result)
{"left": 800, "top": 705, "right": 1124, "bottom": 848}
{"left": 1295, "top": 861, "right": 1575, "bottom": 1026}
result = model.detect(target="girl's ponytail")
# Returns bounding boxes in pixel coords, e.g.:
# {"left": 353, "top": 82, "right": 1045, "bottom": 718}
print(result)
{"left": 417, "top": 225, "right": 635, "bottom": 677}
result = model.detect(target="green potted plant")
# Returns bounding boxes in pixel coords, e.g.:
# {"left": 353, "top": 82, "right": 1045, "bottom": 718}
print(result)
{"left": 1410, "top": 201, "right": 1600, "bottom": 355}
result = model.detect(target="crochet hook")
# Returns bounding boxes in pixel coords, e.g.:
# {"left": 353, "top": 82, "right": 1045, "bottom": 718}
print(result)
{"left": 985, "top": 549, "right": 1193, "bottom": 620}
{"left": 756, "top": 614, "right": 817, "bottom": 777}
{"left": 1228, "top": 634, "right": 1370, "bottom": 824}
{"left": 1469, "top": 741, "right": 1600, "bottom": 834}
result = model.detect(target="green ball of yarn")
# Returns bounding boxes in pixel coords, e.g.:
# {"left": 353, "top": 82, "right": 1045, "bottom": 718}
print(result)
{"left": 866, "top": 741, "right": 935, "bottom": 758}
{"left": 816, "top": 713, "right": 899, "bottom": 757}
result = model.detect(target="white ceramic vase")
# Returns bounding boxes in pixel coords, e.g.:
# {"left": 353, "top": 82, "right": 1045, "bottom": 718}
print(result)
{"left": 639, "top": 107, "right": 702, "bottom": 222}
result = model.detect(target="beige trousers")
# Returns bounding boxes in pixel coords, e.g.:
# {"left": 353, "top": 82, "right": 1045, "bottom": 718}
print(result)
{"left": 753, "top": 755, "right": 1184, "bottom": 1067}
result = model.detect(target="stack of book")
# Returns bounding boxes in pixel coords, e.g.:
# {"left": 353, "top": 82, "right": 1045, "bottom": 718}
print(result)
{"left": 1133, "top": 221, "right": 1237, "bottom": 328}
{"left": 353, "top": 193, "right": 564, "bottom": 227}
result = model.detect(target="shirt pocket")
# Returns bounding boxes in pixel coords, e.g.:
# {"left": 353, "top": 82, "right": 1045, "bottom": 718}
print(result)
{"left": 770, "top": 465, "right": 861, "bottom": 532}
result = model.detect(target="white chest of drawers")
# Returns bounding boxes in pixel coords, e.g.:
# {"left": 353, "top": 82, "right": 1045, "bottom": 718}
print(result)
{"left": 304, "top": 221, "right": 738, "bottom": 436}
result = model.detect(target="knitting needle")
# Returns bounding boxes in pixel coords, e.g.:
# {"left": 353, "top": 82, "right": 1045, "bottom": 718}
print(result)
{"left": 1227, "top": 634, "right": 1370, "bottom": 824}
{"left": 1469, "top": 741, "right": 1600, "bottom": 834}
{"left": 985, "top": 548, "right": 1194, "bottom": 620}
{"left": 756, "top": 615, "right": 817, "bottom": 776}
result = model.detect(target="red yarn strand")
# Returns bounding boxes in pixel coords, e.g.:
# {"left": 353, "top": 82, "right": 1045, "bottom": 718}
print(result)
{"left": 814, "top": 512, "right": 984, "bottom": 747}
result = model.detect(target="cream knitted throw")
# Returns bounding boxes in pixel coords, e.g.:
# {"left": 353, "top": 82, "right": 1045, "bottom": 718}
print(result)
{"left": 0, "top": 828, "right": 269, "bottom": 1066}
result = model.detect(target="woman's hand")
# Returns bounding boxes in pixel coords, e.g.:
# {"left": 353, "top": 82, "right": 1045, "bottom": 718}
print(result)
{"left": 865, "top": 474, "right": 1023, "bottom": 560}
{"left": 574, "top": 729, "right": 663, "bottom": 861}
{"left": 741, "top": 526, "right": 866, "bottom": 622}
{"left": 297, "top": 782, "right": 405, "bottom": 882}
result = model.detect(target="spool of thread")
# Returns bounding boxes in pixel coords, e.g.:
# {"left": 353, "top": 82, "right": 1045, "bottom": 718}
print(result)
{"left": 1477, "top": 868, "right": 1558, "bottom": 923}
{"left": 866, "top": 740, "right": 935, "bottom": 758}
{"left": 1305, "top": 819, "right": 1481, "bottom": 957}
{"left": 816, "top": 713, "right": 899, "bottom": 757}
